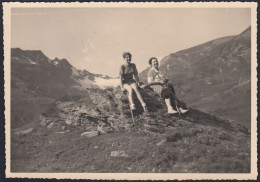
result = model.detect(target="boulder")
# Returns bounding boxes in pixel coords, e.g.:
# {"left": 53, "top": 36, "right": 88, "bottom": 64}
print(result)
{"left": 110, "top": 150, "right": 129, "bottom": 158}
{"left": 56, "top": 130, "right": 70, "bottom": 134}
{"left": 157, "top": 139, "right": 167, "bottom": 146}
{"left": 81, "top": 130, "right": 99, "bottom": 137}
{"left": 47, "top": 122, "right": 55, "bottom": 129}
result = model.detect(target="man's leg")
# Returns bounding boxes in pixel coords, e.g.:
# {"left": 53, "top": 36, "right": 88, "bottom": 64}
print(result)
{"left": 123, "top": 84, "right": 135, "bottom": 109}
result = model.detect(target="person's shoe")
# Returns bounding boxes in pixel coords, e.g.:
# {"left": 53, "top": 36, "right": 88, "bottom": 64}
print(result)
{"left": 179, "top": 108, "right": 189, "bottom": 114}
{"left": 168, "top": 107, "right": 178, "bottom": 114}
{"left": 143, "top": 106, "right": 148, "bottom": 114}
{"left": 130, "top": 105, "right": 136, "bottom": 110}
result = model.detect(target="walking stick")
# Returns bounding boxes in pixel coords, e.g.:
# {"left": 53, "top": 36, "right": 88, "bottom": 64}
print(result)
{"left": 174, "top": 100, "right": 182, "bottom": 118}
{"left": 170, "top": 89, "right": 181, "bottom": 118}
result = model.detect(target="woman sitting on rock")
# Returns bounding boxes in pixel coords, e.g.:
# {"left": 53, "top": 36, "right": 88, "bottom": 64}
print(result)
{"left": 120, "top": 52, "right": 147, "bottom": 112}
{"left": 146, "top": 57, "right": 188, "bottom": 114}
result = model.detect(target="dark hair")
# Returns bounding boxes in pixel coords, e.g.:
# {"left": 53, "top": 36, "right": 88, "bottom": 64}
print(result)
{"left": 122, "top": 52, "right": 132, "bottom": 58}
{"left": 149, "top": 57, "right": 158, "bottom": 65}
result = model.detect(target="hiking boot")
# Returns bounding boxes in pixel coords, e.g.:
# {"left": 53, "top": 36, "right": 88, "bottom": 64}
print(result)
{"left": 168, "top": 107, "right": 178, "bottom": 114}
{"left": 179, "top": 108, "right": 189, "bottom": 114}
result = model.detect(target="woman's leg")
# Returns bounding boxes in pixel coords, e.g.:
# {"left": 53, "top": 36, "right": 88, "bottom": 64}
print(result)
{"left": 167, "top": 84, "right": 189, "bottom": 113}
{"left": 161, "top": 88, "right": 178, "bottom": 109}
{"left": 167, "top": 84, "right": 176, "bottom": 95}
{"left": 161, "top": 88, "right": 178, "bottom": 114}
{"left": 130, "top": 83, "right": 146, "bottom": 107}
{"left": 162, "top": 85, "right": 181, "bottom": 109}
{"left": 123, "top": 84, "right": 135, "bottom": 108}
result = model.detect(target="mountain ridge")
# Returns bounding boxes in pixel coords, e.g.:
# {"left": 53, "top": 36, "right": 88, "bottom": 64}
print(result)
{"left": 10, "top": 29, "right": 251, "bottom": 173}
{"left": 139, "top": 26, "right": 251, "bottom": 129}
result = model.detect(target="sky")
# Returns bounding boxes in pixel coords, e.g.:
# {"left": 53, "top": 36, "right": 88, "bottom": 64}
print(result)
{"left": 11, "top": 7, "right": 251, "bottom": 77}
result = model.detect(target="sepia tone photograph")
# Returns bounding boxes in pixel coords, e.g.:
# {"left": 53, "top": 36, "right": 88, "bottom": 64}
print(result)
{"left": 3, "top": 2, "right": 257, "bottom": 180}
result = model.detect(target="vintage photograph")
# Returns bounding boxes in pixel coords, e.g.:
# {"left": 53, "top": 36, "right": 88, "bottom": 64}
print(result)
{"left": 3, "top": 2, "right": 257, "bottom": 180}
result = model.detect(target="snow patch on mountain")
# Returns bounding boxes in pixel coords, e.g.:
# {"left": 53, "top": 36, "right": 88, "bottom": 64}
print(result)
{"left": 27, "top": 58, "right": 38, "bottom": 65}
{"left": 50, "top": 59, "right": 59, "bottom": 66}
{"left": 70, "top": 67, "right": 119, "bottom": 88}
{"left": 93, "top": 77, "right": 120, "bottom": 88}
{"left": 76, "top": 76, "right": 119, "bottom": 89}
{"left": 71, "top": 67, "right": 80, "bottom": 77}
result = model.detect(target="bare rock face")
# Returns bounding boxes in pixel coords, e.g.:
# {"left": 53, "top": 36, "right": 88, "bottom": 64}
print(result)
{"left": 36, "top": 85, "right": 249, "bottom": 145}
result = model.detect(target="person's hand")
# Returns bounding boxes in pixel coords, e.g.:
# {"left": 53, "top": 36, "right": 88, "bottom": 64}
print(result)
{"left": 140, "top": 84, "right": 146, "bottom": 89}
{"left": 163, "top": 78, "right": 169, "bottom": 84}
{"left": 138, "top": 82, "right": 146, "bottom": 89}
{"left": 160, "top": 80, "right": 166, "bottom": 85}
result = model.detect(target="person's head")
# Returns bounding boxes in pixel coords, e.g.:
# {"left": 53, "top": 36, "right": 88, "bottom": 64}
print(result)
{"left": 123, "top": 52, "right": 132, "bottom": 65}
{"left": 149, "top": 57, "right": 159, "bottom": 69}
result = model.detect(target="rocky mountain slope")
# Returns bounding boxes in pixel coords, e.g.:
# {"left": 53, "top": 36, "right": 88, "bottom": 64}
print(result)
{"left": 11, "top": 48, "right": 250, "bottom": 173}
{"left": 11, "top": 48, "right": 118, "bottom": 129}
{"left": 139, "top": 27, "right": 251, "bottom": 129}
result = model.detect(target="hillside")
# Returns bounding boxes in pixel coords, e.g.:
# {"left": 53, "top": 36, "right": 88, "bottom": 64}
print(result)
{"left": 11, "top": 49, "right": 250, "bottom": 173}
{"left": 139, "top": 27, "right": 251, "bottom": 129}
{"left": 12, "top": 86, "right": 250, "bottom": 173}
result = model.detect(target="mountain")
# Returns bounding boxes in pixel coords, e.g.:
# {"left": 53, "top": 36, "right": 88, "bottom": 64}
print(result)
{"left": 11, "top": 48, "right": 250, "bottom": 173}
{"left": 11, "top": 48, "right": 119, "bottom": 129}
{"left": 139, "top": 27, "right": 251, "bottom": 129}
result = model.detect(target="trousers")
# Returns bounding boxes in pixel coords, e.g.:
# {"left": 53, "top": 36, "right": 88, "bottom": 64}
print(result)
{"left": 161, "top": 84, "right": 187, "bottom": 109}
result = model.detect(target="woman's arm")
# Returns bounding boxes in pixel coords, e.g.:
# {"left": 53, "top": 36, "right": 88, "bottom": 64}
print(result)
{"left": 142, "top": 81, "right": 164, "bottom": 88}
{"left": 119, "top": 75, "right": 124, "bottom": 89}
{"left": 147, "top": 76, "right": 164, "bottom": 85}
{"left": 133, "top": 64, "right": 141, "bottom": 86}
{"left": 140, "top": 76, "right": 164, "bottom": 88}
{"left": 134, "top": 74, "right": 141, "bottom": 86}
{"left": 119, "top": 65, "right": 125, "bottom": 91}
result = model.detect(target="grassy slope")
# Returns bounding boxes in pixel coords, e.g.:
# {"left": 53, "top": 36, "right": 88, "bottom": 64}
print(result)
{"left": 11, "top": 87, "right": 250, "bottom": 173}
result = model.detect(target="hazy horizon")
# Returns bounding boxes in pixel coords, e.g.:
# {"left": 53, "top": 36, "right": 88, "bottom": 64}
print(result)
{"left": 11, "top": 8, "right": 251, "bottom": 77}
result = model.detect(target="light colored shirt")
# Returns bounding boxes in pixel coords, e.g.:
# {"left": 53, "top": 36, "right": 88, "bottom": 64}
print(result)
{"left": 147, "top": 67, "right": 165, "bottom": 95}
